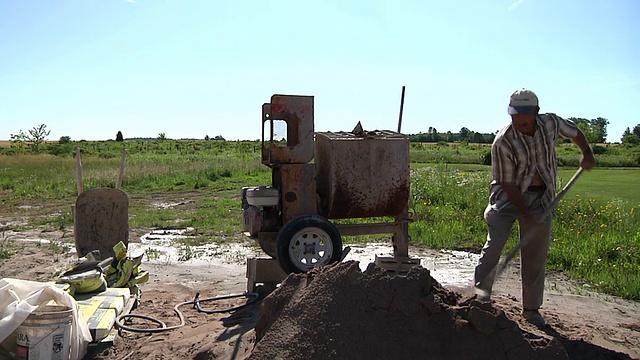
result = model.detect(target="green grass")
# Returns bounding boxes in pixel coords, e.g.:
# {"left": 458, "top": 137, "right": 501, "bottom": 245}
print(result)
{"left": 549, "top": 195, "right": 640, "bottom": 299}
{"left": 0, "top": 141, "right": 268, "bottom": 200}
{"left": 560, "top": 168, "right": 640, "bottom": 207}
{"left": 0, "top": 230, "right": 16, "bottom": 259}
{"left": 409, "top": 165, "right": 489, "bottom": 251}
{"left": 1, "top": 140, "right": 639, "bottom": 300}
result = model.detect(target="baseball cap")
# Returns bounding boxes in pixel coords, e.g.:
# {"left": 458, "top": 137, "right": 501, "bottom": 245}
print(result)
{"left": 508, "top": 88, "right": 539, "bottom": 115}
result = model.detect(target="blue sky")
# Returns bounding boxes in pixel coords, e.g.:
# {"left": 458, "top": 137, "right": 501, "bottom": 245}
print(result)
{"left": 1, "top": 0, "right": 638, "bottom": 142}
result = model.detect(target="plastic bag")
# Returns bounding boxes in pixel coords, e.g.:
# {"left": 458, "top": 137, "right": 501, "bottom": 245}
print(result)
{"left": 0, "top": 278, "right": 92, "bottom": 360}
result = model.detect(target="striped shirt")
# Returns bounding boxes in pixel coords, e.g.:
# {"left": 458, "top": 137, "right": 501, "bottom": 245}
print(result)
{"left": 489, "top": 113, "right": 579, "bottom": 210}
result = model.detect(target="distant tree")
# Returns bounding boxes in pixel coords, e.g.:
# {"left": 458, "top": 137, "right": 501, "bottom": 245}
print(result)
{"left": 412, "top": 133, "right": 428, "bottom": 142}
{"left": 10, "top": 124, "right": 50, "bottom": 153}
{"left": 59, "top": 136, "right": 71, "bottom": 144}
{"left": 157, "top": 133, "right": 167, "bottom": 141}
{"left": 471, "top": 132, "right": 484, "bottom": 143}
{"left": 568, "top": 117, "right": 609, "bottom": 143}
{"left": 622, "top": 127, "right": 631, "bottom": 139}
{"left": 459, "top": 127, "right": 471, "bottom": 141}
{"left": 430, "top": 127, "right": 440, "bottom": 142}
{"left": 445, "top": 131, "right": 454, "bottom": 142}
{"left": 590, "top": 117, "right": 609, "bottom": 143}
{"left": 204, "top": 135, "right": 210, "bottom": 141}
{"left": 116, "top": 131, "right": 124, "bottom": 142}
{"left": 214, "top": 135, "right": 225, "bottom": 141}
{"left": 28, "top": 124, "right": 50, "bottom": 153}
{"left": 484, "top": 133, "right": 496, "bottom": 143}
{"left": 9, "top": 131, "right": 27, "bottom": 149}
{"left": 621, "top": 125, "right": 640, "bottom": 146}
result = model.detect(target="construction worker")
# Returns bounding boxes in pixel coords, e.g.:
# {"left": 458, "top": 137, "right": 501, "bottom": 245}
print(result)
{"left": 473, "top": 88, "right": 596, "bottom": 328}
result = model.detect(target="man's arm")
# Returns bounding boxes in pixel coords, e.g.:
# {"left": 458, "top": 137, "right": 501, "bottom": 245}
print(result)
{"left": 502, "top": 182, "right": 535, "bottom": 223}
{"left": 572, "top": 129, "right": 596, "bottom": 170}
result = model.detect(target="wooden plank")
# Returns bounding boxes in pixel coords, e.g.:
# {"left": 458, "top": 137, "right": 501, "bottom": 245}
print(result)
{"left": 246, "top": 257, "right": 287, "bottom": 292}
{"left": 374, "top": 256, "right": 420, "bottom": 275}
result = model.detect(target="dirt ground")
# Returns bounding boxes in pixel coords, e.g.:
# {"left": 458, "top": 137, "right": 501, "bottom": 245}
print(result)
{"left": 1, "top": 207, "right": 640, "bottom": 359}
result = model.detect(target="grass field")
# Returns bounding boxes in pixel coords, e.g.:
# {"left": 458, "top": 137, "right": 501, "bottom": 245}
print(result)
{"left": 564, "top": 168, "right": 640, "bottom": 206}
{"left": 1, "top": 140, "right": 639, "bottom": 300}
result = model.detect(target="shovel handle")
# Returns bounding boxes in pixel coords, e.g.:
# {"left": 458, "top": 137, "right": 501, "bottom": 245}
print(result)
{"left": 540, "top": 167, "right": 584, "bottom": 221}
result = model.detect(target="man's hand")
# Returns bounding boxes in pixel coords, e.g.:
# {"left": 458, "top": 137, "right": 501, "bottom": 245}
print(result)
{"left": 580, "top": 151, "right": 596, "bottom": 170}
{"left": 572, "top": 130, "right": 596, "bottom": 170}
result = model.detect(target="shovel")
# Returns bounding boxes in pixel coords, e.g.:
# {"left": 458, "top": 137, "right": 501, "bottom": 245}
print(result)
{"left": 479, "top": 167, "right": 585, "bottom": 291}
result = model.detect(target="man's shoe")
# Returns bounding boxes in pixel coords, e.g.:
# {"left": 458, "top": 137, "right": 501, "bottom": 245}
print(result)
{"left": 522, "top": 309, "right": 546, "bottom": 328}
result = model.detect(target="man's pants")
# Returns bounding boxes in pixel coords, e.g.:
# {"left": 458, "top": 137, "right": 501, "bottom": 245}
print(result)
{"left": 473, "top": 190, "right": 552, "bottom": 310}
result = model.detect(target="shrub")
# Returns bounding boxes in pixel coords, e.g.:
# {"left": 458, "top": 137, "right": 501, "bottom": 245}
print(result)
{"left": 592, "top": 145, "right": 607, "bottom": 155}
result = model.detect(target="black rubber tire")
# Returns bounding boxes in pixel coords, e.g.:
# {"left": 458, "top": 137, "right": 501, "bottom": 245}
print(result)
{"left": 276, "top": 215, "right": 343, "bottom": 274}
{"left": 257, "top": 237, "right": 278, "bottom": 259}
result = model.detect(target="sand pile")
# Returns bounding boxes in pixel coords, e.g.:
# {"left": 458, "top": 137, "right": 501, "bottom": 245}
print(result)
{"left": 249, "top": 261, "right": 568, "bottom": 360}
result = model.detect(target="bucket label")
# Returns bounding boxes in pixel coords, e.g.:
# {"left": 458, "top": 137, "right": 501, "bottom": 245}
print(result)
{"left": 52, "top": 333, "right": 65, "bottom": 359}
{"left": 17, "top": 332, "right": 29, "bottom": 345}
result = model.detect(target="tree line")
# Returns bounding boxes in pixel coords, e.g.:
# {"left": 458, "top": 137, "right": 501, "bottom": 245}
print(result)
{"left": 409, "top": 127, "right": 496, "bottom": 144}
{"left": 410, "top": 117, "right": 638, "bottom": 146}
{"left": 5, "top": 119, "right": 640, "bottom": 156}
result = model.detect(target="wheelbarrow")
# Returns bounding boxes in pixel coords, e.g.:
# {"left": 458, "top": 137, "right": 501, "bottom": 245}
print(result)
{"left": 72, "top": 148, "right": 129, "bottom": 261}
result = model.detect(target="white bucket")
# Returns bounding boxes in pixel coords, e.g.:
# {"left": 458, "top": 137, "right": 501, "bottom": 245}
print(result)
{"left": 15, "top": 305, "right": 73, "bottom": 360}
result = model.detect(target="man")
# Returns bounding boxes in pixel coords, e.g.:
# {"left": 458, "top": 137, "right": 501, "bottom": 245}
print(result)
{"left": 473, "top": 88, "right": 596, "bottom": 328}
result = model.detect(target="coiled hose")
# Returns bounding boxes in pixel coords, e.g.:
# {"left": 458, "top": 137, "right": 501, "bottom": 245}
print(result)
{"left": 115, "top": 292, "right": 260, "bottom": 334}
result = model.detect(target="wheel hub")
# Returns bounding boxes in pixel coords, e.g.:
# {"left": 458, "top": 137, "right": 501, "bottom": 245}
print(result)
{"left": 304, "top": 242, "right": 316, "bottom": 255}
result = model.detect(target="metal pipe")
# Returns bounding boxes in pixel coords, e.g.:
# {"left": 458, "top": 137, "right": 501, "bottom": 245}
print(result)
{"left": 397, "top": 86, "right": 405, "bottom": 133}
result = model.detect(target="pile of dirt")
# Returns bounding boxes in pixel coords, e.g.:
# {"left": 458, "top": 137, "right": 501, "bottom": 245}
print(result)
{"left": 250, "top": 261, "right": 567, "bottom": 360}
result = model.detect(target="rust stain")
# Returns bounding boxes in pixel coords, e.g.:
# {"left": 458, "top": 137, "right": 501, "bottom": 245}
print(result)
{"left": 329, "top": 179, "right": 409, "bottom": 219}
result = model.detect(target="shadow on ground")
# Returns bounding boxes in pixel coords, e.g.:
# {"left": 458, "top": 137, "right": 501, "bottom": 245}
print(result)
{"left": 544, "top": 326, "right": 632, "bottom": 360}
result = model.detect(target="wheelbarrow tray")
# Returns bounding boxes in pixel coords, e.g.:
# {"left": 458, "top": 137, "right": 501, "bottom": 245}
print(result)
{"left": 74, "top": 188, "right": 129, "bottom": 260}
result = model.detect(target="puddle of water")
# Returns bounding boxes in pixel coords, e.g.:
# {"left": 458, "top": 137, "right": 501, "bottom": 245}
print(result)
{"left": 9, "top": 236, "right": 75, "bottom": 252}
{"left": 132, "top": 229, "right": 478, "bottom": 289}
{"left": 131, "top": 228, "right": 262, "bottom": 266}
{"left": 343, "top": 243, "right": 479, "bottom": 288}
{"left": 17, "top": 205, "right": 40, "bottom": 210}
{"left": 419, "top": 250, "right": 479, "bottom": 288}
{"left": 152, "top": 201, "right": 194, "bottom": 209}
